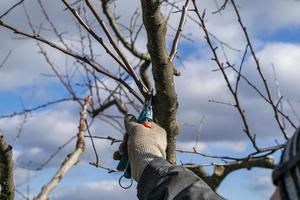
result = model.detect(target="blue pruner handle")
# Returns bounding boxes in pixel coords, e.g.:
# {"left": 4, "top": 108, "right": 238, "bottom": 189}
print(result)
{"left": 117, "top": 153, "right": 131, "bottom": 178}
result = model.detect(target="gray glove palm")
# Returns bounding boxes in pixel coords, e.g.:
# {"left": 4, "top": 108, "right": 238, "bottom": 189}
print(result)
{"left": 116, "top": 114, "right": 167, "bottom": 181}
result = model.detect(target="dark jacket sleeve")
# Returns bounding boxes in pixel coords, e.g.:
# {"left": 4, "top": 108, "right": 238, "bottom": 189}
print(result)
{"left": 137, "top": 157, "right": 225, "bottom": 200}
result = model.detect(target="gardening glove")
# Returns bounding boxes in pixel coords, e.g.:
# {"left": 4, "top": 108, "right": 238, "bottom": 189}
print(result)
{"left": 114, "top": 114, "right": 167, "bottom": 181}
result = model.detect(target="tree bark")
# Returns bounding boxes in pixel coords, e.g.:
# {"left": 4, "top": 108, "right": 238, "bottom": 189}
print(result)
{"left": 0, "top": 133, "right": 15, "bottom": 200}
{"left": 140, "top": 0, "right": 179, "bottom": 164}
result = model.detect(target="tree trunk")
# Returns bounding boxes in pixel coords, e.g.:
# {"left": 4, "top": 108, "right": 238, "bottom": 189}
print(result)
{"left": 140, "top": 0, "right": 179, "bottom": 164}
{"left": 0, "top": 134, "right": 15, "bottom": 200}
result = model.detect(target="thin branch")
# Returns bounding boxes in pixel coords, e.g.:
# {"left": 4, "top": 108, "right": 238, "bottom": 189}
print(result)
{"left": 212, "top": 0, "right": 229, "bottom": 14}
{"left": 177, "top": 143, "right": 285, "bottom": 161}
{"left": 192, "top": 3, "right": 258, "bottom": 150}
{"left": 287, "top": 100, "right": 300, "bottom": 123}
{"left": 92, "top": 98, "right": 128, "bottom": 117}
{"left": 0, "top": 20, "right": 143, "bottom": 103}
{"left": 85, "top": 135, "right": 122, "bottom": 145}
{"left": 169, "top": 0, "right": 191, "bottom": 62}
{"left": 272, "top": 63, "right": 285, "bottom": 129}
{"left": 89, "top": 162, "right": 118, "bottom": 173}
{"left": 208, "top": 99, "right": 235, "bottom": 107}
{"left": 230, "top": 0, "right": 288, "bottom": 139}
{"left": 0, "top": 50, "right": 12, "bottom": 69}
{"left": 0, "top": 0, "right": 24, "bottom": 19}
{"left": 0, "top": 98, "right": 75, "bottom": 119}
{"left": 235, "top": 44, "right": 248, "bottom": 93}
{"left": 35, "top": 136, "right": 76, "bottom": 171}
{"left": 228, "top": 64, "right": 297, "bottom": 129}
{"left": 37, "top": 0, "right": 70, "bottom": 49}
{"left": 15, "top": 189, "right": 29, "bottom": 200}
{"left": 34, "top": 95, "right": 92, "bottom": 200}
{"left": 85, "top": 119, "right": 99, "bottom": 165}
{"left": 101, "top": 0, "right": 150, "bottom": 60}
{"left": 84, "top": 0, "right": 149, "bottom": 95}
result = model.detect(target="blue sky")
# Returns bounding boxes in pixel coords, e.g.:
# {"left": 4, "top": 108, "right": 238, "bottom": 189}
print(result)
{"left": 1, "top": 0, "right": 300, "bottom": 199}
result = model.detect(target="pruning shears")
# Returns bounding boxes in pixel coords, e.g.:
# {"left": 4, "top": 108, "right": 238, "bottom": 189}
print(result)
{"left": 117, "top": 90, "right": 153, "bottom": 188}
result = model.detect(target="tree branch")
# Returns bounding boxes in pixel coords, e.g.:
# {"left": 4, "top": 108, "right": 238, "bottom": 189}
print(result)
{"left": 0, "top": 0, "right": 24, "bottom": 19}
{"left": 169, "top": 0, "right": 191, "bottom": 62}
{"left": 185, "top": 156, "right": 275, "bottom": 190}
{"left": 83, "top": 0, "right": 149, "bottom": 95}
{"left": 101, "top": 0, "right": 150, "bottom": 61}
{"left": 34, "top": 95, "right": 92, "bottom": 200}
{"left": 0, "top": 20, "right": 143, "bottom": 103}
{"left": 230, "top": 0, "right": 288, "bottom": 139}
{"left": 92, "top": 98, "right": 128, "bottom": 117}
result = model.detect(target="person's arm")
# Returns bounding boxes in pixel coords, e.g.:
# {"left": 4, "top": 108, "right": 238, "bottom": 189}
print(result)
{"left": 115, "top": 115, "right": 224, "bottom": 200}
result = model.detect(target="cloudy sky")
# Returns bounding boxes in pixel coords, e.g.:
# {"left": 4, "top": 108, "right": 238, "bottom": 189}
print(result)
{"left": 1, "top": 0, "right": 300, "bottom": 199}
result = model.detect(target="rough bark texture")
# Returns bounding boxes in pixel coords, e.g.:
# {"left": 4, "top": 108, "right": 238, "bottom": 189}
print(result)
{"left": 0, "top": 134, "right": 15, "bottom": 200}
{"left": 140, "top": 0, "right": 179, "bottom": 164}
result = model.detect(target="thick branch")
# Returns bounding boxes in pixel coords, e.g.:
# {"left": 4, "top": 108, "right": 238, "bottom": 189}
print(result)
{"left": 34, "top": 96, "right": 92, "bottom": 200}
{"left": 139, "top": 60, "right": 152, "bottom": 90}
{"left": 140, "top": 0, "right": 179, "bottom": 164}
{"left": 0, "top": 133, "right": 15, "bottom": 200}
{"left": 92, "top": 98, "right": 128, "bottom": 117}
{"left": 186, "top": 157, "right": 275, "bottom": 190}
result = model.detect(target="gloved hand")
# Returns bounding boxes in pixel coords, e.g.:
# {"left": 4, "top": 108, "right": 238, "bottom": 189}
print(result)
{"left": 114, "top": 114, "right": 167, "bottom": 181}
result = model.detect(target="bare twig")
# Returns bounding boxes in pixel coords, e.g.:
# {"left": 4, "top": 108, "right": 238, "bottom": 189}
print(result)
{"left": 0, "top": 50, "right": 12, "bottom": 69}
{"left": 208, "top": 99, "right": 235, "bottom": 107}
{"left": 235, "top": 44, "right": 248, "bottom": 93}
{"left": 0, "top": 20, "right": 143, "bottom": 103}
{"left": 89, "top": 162, "right": 118, "bottom": 173}
{"left": 192, "top": 3, "right": 258, "bottom": 150}
{"left": 84, "top": 0, "right": 148, "bottom": 94}
{"left": 228, "top": 64, "right": 297, "bottom": 129}
{"left": 101, "top": 0, "right": 150, "bottom": 60}
{"left": 230, "top": 0, "right": 288, "bottom": 139}
{"left": 0, "top": 98, "right": 75, "bottom": 119}
{"left": 0, "top": 0, "right": 24, "bottom": 19}
{"left": 85, "top": 119, "right": 99, "bottom": 165}
{"left": 92, "top": 98, "right": 128, "bottom": 117}
{"left": 287, "top": 100, "right": 300, "bottom": 123}
{"left": 272, "top": 63, "right": 285, "bottom": 129}
{"left": 35, "top": 136, "right": 76, "bottom": 171}
{"left": 15, "top": 189, "right": 29, "bottom": 200}
{"left": 34, "top": 95, "right": 92, "bottom": 200}
{"left": 212, "top": 0, "right": 229, "bottom": 14}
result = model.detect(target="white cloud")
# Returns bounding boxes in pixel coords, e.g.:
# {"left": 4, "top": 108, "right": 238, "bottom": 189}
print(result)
{"left": 257, "top": 42, "right": 300, "bottom": 98}
{"left": 176, "top": 141, "right": 206, "bottom": 152}
{"left": 210, "top": 141, "right": 246, "bottom": 152}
